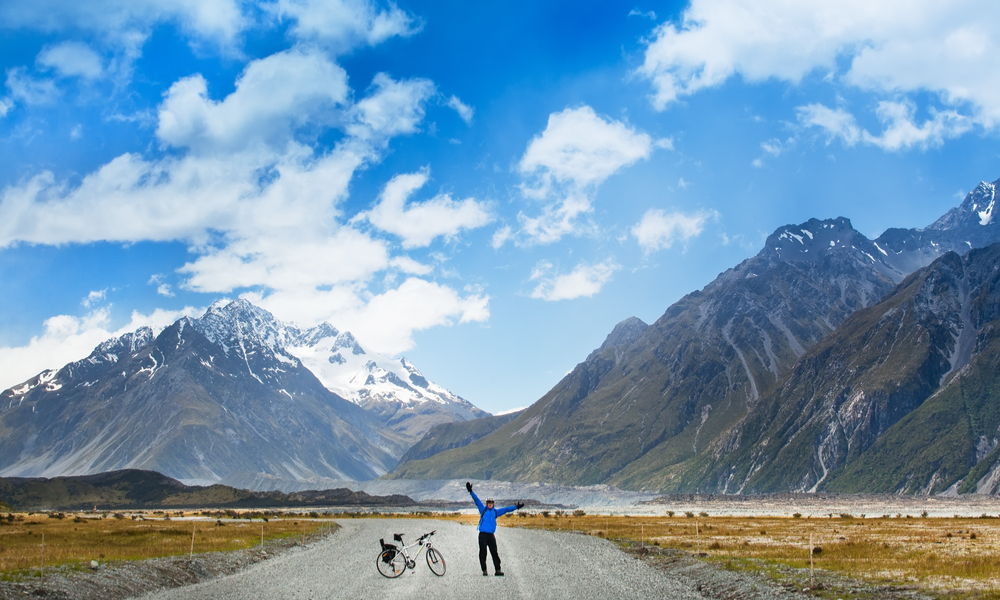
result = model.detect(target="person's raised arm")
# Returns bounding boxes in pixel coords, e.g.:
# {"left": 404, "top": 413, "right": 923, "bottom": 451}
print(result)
{"left": 467, "top": 481, "right": 485, "bottom": 513}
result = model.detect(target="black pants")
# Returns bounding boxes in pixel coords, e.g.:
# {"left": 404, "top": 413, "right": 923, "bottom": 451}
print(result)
{"left": 478, "top": 531, "right": 501, "bottom": 572}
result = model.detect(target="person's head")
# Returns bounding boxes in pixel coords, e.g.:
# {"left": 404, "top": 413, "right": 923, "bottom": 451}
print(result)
{"left": 486, "top": 498, "right": 494, "bottom": 508}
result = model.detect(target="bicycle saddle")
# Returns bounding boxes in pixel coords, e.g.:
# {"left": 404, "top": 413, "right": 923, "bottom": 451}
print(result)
{"left": 393, "top": 533, "right": 404, "bottom": 542}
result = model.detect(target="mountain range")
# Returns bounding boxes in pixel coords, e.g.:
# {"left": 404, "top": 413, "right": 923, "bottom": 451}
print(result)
{"left": 0, "top": 299, "right": 484, "bottom": 484}
{"left": 391, "top": 178, "right": 1000, "bottom": 496}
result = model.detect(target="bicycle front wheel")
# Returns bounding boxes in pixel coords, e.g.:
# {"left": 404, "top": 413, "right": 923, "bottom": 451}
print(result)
{"left": 376, "top": 550, "right": 406, "bottom": 578}
{"left": 426, "top": 547, "right": 446, "bottom": 576}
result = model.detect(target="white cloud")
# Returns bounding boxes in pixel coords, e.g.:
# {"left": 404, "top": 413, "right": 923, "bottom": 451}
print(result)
{"left": 346, "top": 73, "right": 436, "bottom": 141}
{"left": 637, "top": 0, "right": 1000, "bottom": 129}
{"left": 628, "top": 8, "right": 657, "bottom": 19}
{"left": 491, "top": 225, "right": 513, "bottom": 249}
{"left": 0, "top": 98, "right": 11, "bottom": 118}
{"left": 251, "top": 277, "right": 489, "bottom": 355}
{"left": 70, "top": 124, "right": 83, "bottom": 140}
{"left": 862, "top": 101, "right": 972, "bottom": 151}
{"left": 516, "top": 192, "right": 595, "bottom": 245}
{"left": 446, "top": 95, "right": 474, "bottom": 125}
{"left": 37, "top": 41, "right": 104, "bottom": 79}
{"left": 390, "top": 256, "right": 432, "bottom": 275}
{"left": 796, "top": 104, "right": 862, "bottom": 146}
{"left": 82, "top": 289, "right": 107, "bottom": 308}
{"left": 0, "top": 0, "right": 249, "bottom": 49}
{"left": 0, "top": 305, "right": 202, "bottom": 391}
{"left": 157, "top": 49, "right": 350, "bottom": 153}
{"left": 359, "top": 170, "right": 491, "bottom": 249}
{"left": 515, "top": 106, "right": 655, "bottom": 244}
{"left": 529, "top": 259, "right": 620, "bottom": 302}
{"left": 274, "top": 0, "right": 419, "bottom": 52}
{"left": 798, "top": 101, "right": 972, "bottom": 151}
{"left": 520, "top": 106, "right": 653, "bottom": 190}
{"left": 5, "top": 68, "right": 58, "bottom": 105}
{"left": 632, "top": 208, "right": 717, "bottom": 253}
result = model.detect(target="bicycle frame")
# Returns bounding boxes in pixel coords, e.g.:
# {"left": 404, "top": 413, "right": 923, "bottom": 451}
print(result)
{"left": 377, "top": 530, "right": 445, "bottom": 578}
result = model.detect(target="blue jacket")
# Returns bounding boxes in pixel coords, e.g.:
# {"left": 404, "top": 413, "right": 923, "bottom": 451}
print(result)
{"left": 470, "top": 490, "right": 516, "bottom": 533}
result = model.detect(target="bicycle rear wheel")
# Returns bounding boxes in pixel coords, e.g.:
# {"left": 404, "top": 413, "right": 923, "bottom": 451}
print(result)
{"left": 426, "top": 547, "right": 446, "bottom": 576}
{"left": 377, "top": 550, "right": 406, "bottom": 578}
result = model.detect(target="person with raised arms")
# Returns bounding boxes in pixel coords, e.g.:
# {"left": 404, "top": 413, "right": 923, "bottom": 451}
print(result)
{"left": 466, "top": 481, "right": 523, "bottom": 576}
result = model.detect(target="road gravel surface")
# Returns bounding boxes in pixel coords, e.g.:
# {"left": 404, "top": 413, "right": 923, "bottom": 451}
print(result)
{"left": 140, "top": 518, "right": 704, "bottom": 600}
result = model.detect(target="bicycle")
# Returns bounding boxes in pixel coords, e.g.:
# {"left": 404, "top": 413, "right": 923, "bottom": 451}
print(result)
{"left": 377, "top": 530, "right": 446, "bottom": 578}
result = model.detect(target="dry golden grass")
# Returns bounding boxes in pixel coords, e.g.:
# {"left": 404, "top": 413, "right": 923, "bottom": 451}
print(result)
{"left": 0, "top": 511, "right": 334, "bottom": 577}
{"left": 495, "top": 512, "right": 1000, "bottom": 599}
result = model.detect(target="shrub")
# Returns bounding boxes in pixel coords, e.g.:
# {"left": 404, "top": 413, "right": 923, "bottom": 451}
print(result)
{"left": 540, "top": 511, "right": 550, "bottom": 518}
{"left": 666, "top": 511, "right": 675, "bottom": 517}
{"left": 792, "top": 513, "right": 802, "bottom": 519}
{"left": 113, "top": 513, "right": 125, "bottom": 520}
{"left": 839, "top": 513, "right": 854, "bottom": 519}
{"left": 921, "top": 510, "right": 929, "bottom": 518}
{"left": 685, "top": 511, "right": 695, "bottom": 518}
{"left": 699, "top": 512, "right": 709, "bottom": 518}
{"left": 573, "top": 510, "right": 586, "bottom": 517}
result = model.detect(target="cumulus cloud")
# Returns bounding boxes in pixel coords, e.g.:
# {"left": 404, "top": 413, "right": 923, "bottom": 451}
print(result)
{"left": 346, "top": 73, "right": 436, "bottom": 141}
{"left": 637, "top": 0, "right": 1000, "bottom": 133}
{"left": 37, "top": 41, "right": 104, "bottom": 79}
{"left": 157, "top": 48, "right": 350, "bottom": 153}
{"left": 274, "top": 0, "right": 419, "bottom": 52}
{"left": 633, "top": 209, "right": 717, "bottom": 253}
{"left": 520, "top": 106, "right": 653, "bottom": 191}
{"left": 359, "top": 170, "right": 491, "bottom": 249}
{"left": 513, "top": 106, "right": 656, "bottom": 244}
{"left": 248, "top": 277, "right": 489, "bottom": 355}
{"left": 0, "top": 305, "right": 202, "bottom": 391}
{"left": 82, "top": 289, "right": 107, "bottom": 308}
{"left": 529, "top": 259, "right": 621, "bottom": 301}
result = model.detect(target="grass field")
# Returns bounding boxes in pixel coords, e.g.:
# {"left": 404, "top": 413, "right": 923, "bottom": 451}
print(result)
{"left": 0, "top": 510, "right": 335, "bottom": 578}
{"left": 485, "top": 511, "right": 1000, "bottom": 599}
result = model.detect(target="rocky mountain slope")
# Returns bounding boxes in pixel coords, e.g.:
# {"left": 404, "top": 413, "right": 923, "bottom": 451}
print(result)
{"left": 195, "top": 300, "right": 486, "bottom": 442}
{"left": 395, "top": 409, "right": 524, "bottom": 466}
{"left": 391, "top": 178, "right": 1000, "bottom": 493}
{"left": 0, "top": 301, "right": 409, "bottom": 483}
{"left": 691, "top": 243, "right": 1000, "bottom": 494}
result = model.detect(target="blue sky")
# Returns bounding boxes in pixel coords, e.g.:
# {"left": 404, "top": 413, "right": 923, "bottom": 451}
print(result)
{"left": 1, "top": 0, "right": 998, "bottom": 414}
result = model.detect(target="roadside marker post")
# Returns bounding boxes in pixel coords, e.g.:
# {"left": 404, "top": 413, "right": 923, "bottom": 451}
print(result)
{"left": 810, "top": 533, "right": 814, "bottom": 587}
{"left": 696, "top": 522, "right": 700, "bottom": 555}
{"left": 190, "top": 524, "right": 196, "bottom": 559}
{"left": 261, "top": 524, "right": 264, "bottom": 552}
{"left": 40, "top": 532, "right": 44, "bottom": 586}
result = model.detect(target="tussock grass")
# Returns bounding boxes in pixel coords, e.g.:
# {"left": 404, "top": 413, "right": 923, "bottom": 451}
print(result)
{"left": 506, "top": 513, "right": 1000, "bottom": 599}
{"left": 0, "top": 511, "right": 335, "bottom": 577}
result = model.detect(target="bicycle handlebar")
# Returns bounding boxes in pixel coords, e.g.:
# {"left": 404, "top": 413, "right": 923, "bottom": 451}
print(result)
{"left": 416, "top": 530, "right": 436, "bottom": 542}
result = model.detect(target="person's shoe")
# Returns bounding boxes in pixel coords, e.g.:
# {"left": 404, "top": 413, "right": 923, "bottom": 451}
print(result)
{"left": 495, "top": 571, "right": 504, "bottom": 576}
{"left": 482, "top": 570, "right": 488, "bottom": 576}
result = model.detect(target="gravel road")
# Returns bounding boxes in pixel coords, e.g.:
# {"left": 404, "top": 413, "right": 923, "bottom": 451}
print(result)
{"left": 139, "top": 519, "right": 705, "bottom": 600}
